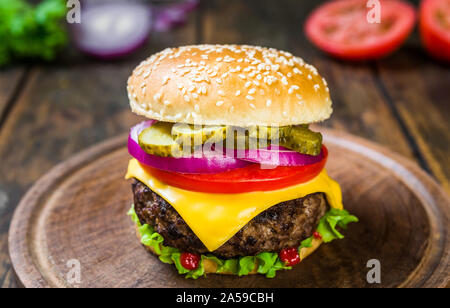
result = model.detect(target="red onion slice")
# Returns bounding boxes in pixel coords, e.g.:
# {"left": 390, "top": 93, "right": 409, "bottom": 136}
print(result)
{"left": 232, "top": 145, "right": 325, "bottom": 166}
{"left": 71, "top": 2, "right": 152, "bottom": 59}
{"left": 128, "top": 121, "right": 251, "bottom": 174}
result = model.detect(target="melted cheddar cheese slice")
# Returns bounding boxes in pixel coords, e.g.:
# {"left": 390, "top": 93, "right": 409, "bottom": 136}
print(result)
{"left": 126, "top": 158, "right": 343, "bottom": 252}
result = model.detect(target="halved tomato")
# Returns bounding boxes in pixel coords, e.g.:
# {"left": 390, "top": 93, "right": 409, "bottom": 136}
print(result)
{"left": 143, "top": 146, "right": 328, "bottom": 194}
{"left": 305, "top": 0, "right": 416, "bottom": 60}
{"left": 420, "top": 0, "right": 450, "bottom": 62}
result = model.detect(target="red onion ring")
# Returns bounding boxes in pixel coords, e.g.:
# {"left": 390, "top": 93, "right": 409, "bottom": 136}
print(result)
{"left": 231, "top": 145, "right": 325, "bottom": 166}
{"left": 128, "top": 121, "right": 251, "bottom": 174}
{"left": 71, "top": 2, "right": 153, "bottom": 59}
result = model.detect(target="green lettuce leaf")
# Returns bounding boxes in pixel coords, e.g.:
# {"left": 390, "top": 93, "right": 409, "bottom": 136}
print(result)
{"left": 185, "top": 261, "right": 205, "bottom": 279}
{"left": 298, "top": 236, "right": 313, "bottom": 251}
{"left": 317, "top": 209, "right": 359, "bottom": 243}
{"left": 255, "top": 252, "right": 292, "bottom": 278}
{"left": 238, "top": 256, "right": 256, "bottom": 276}
{"left": 171, "top": 252, "right": 190, "bottom": 274}
{"left": 127, "top": 206, "right": 140, "bottom": 225}
{"left": 159, "top": 246, "right": 179, "bottom": 264}
{"left": 266, "top": 259, "right": 291, "bottom": 279}
{"left": 139, "top": 225, "right": 165, "bottom": 254}
{"left": 255, "top": 252, "right": 278, "bottom": 275}
{"left": 204, "top": 254, "right": 224, "bottom": 268}
{"left": 217, "top": 259, "right": 239, "bottom": 274}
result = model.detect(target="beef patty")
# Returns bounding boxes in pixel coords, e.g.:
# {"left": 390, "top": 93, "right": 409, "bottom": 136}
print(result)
{"left": 132, "top": 179, "right": 328, "bottom": 258}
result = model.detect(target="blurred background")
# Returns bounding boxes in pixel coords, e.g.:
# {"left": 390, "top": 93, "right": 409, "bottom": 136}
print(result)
{"left": 0, "top": 0, "right": 448, "bottom": 287}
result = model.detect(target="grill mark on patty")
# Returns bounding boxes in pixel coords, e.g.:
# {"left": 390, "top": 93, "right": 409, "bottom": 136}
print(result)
{"left": 132, "top": 179, "right": 328, "bottom": 258}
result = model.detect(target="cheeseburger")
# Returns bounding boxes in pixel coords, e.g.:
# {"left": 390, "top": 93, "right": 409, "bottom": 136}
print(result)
{"left": 125, "top": 45, "right": 357, "bottom": 279}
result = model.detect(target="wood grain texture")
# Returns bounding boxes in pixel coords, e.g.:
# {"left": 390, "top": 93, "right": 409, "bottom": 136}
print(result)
{"left": 0, "top": 17, "right": 199, "bottom": 288}
{"left": 375, "top": 46, "right": 450, "bottom": 193}
{"left": 0, "top": 68, "right": 26, "bottom": 121}
{"left": 8, "top": 131, "right": 449, "bottom": 288}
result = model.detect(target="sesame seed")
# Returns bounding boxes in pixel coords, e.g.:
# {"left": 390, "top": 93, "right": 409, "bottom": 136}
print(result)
{"left": 314, "top": 84, "right": 320, "bottom": 91}
{"left": 308, "top": 75, "right": 312, "bottom": 80}
{"left": 194, "top": 104, "right": 200, "bottom": 111}
{"left": 288, "top": 85, "right": 300, "bottom": 94}
{"left": 218, "top": 90, "right": 225, "bottom": 96}
{"left": 235, "top": 90, "right": 241, "bottom": 96}
{"left": 248, "top": 88, "right": 256, "bottom": 94}
{"left": 250, "top": 103, "right": 256, "bottom": 109}
{"left": 266, "top": 99, "right": 272, "bottom": 107}
{"left": 245, "top": 81, "right": 252, "bottom": 88}
{"left": 246, "top": 95, "right": 254, "bottom": 100}
{"left": 153, "top": 93, "right": 162, "bottom": 102}
{"left": 184, "top": 95, "right": 190, "bottom": 102}
{"left": 216, "top": 101, "right": 224, "bottom": 106}
{"left": 239, "top": 74, "right": 246, "bottom": 80}
{"left": 164, "top": 100, "right": 171, "bottom": 106}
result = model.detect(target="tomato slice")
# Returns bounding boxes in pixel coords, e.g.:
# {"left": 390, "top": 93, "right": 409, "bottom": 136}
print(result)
{"left": 143, "top": 146, "right": 328, "bottom": 194}
{"left": 305, "top": 0, "right": 416, "bottom": 60}
{"left": 420, "top": 0, "right": 450, "bottom": 62}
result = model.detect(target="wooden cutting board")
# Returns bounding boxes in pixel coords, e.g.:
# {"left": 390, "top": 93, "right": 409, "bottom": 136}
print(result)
{"left": 8, "top": 129, "right": 449, "bottom": 288}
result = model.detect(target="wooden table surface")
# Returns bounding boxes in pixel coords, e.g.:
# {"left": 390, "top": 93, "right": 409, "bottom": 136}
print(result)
{"left": 0, "top": 0, "right": 448, "bottom": 288}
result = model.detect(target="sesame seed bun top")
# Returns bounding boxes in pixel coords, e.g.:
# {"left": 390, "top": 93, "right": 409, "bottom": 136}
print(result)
{"left": 127, "top": 44, "right": 332, "bottom": 127}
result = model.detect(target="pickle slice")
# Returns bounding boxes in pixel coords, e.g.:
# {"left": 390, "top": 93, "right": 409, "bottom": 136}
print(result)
{"left": 247, "top": 125, "right": 309, "bottom": 140}
{"left": 248, "top": 126, "right": 282, "bottom": 140}
{"left": 138, "top": 122, "right": 182, "bottom": 157}
{"left": 225, "top": 127, "right": 270, "bottom": 150}
{"left": 280, "top": 125, "right": 322, "bottom": 156}
{"left": 172, "top": 124, "right": 227, "bottom": 146}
